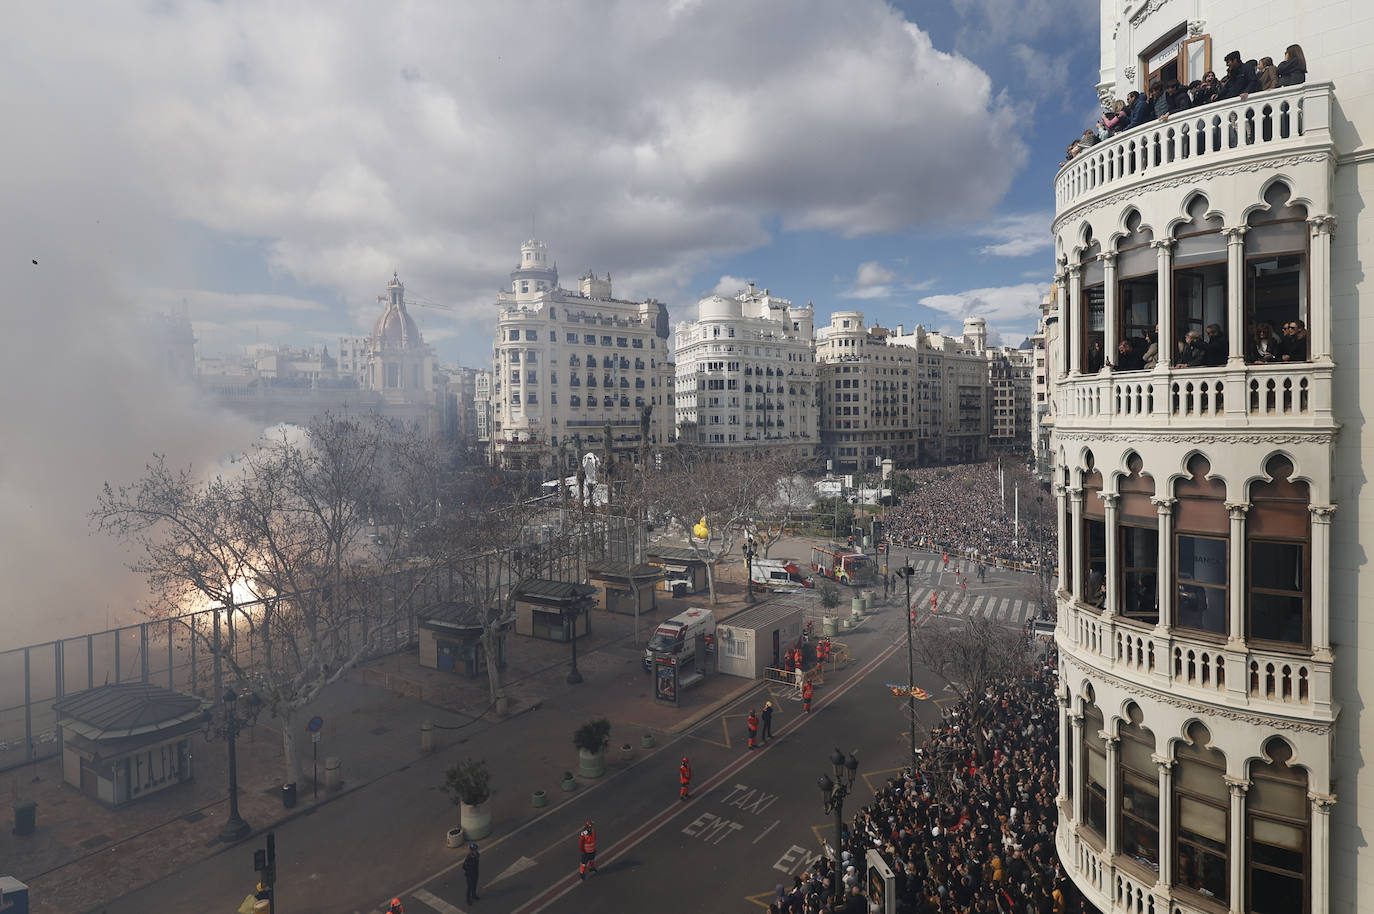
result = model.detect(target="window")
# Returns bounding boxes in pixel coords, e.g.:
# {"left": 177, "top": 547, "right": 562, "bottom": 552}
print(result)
{"left": 601, "top": 336, "right": 612, "bottom": 347}
{"left": 1116, "top": 215, "right": 1157, "bottom": 366}
{"left": 585, "top": 334, "right": 596, "bottom": 345}
{"left": 1118, "top": 708, "right": 1159, "bottom": 870}
{"left": 617, "top": 337, "right": 627, "bottom": 347}
{"left": 1172, "top": 196, "right": 1227, "bottom": 354}
{"left": 1246, "top": 184, "right": 1309, "bottom": 354}
{"left": 1248, "top": 456, "right": 1310, "bottom": 646}
{"left": 567, "top": 332, "right": 578, "bottom": 344}
{"left": 1081, "top": 458, "right": 1106, "bottom": 607}
{"left": 1247, "top": 739, "right": 1309, "bottom": 914}
{"left": 1174, "top": 455, "right": 1229, "bottom": 636}
{"left": 1118, "top": 455, "right": 1159, "bottom": 623}
{"left": 1175, "top": 723, "right": 1229, "bottom": 904}
{"left": 1082, "top": 703, "right": 1108, "bottom": 839}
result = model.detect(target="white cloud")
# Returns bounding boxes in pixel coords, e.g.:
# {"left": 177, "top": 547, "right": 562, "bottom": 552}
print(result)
{"left": 974, "top": 212, "right": 1054, "bottom": 257}
{"left": 145, "top": 288, "right": 329, "bottom": 315}
{"left": 919, "top": 281, "right": 1046, "bottom": 327}
{"left": 855, "top": 261, "right": 897, "bottom": 287}
{"left": 711, "top": 275, "right": 752, "bottom": 296}
{"left": 841, "top": 261, "right": 936, "bottom": 300}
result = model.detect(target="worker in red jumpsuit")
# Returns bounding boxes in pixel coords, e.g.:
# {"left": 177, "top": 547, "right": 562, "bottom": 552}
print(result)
{"left": 680, "top": 756, "right": 692, "bottom": 800}
{"left": 746, "top": 708, "right": 760, "bottom": 749}
{"left": 802, "top": 679, "right": 814, "bottom": 713}
{"left": 578, "top": 820, "right": 597, "bottom": 879}
{"left": 930, "top": 591, "right": 938, "bottom": 613}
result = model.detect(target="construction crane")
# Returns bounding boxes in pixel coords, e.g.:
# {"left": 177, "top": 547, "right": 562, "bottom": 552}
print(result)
{"left": 377, "top": 290, "right": 454, "bottom": 313}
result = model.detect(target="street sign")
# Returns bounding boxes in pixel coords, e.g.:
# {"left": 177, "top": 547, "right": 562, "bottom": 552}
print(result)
{"left": 307, "top": 715, "right": 323, "bottom": 732}
{"left": 311, "top": 731, "right": 321, "bottom": 744}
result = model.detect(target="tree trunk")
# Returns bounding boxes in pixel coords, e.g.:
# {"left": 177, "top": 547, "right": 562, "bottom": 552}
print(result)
{"left": 705, "top": 562, "right": 718, "bottom": 604}
{"left": 280, "top": 707, "right": 302, "bottom": 789}
{"left": 482, "top": 626, "right": 505, "bottom": 710}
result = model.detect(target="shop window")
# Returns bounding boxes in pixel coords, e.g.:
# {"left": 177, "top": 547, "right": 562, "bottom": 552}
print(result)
{"left": 1118, "top": 707, "right": 1159, "bottom": 870}
{"left": 1174, "top": 722, "right": 1229, "bottom": 903}
{"left": 1174, "top": 455, "right": 1229, "bottom": 636}
{"left": 1247, "top": 739, "right": 1309, "bottom": 914}
{"left": 1247, "top": 456, "right": 1310, "bottom": 646}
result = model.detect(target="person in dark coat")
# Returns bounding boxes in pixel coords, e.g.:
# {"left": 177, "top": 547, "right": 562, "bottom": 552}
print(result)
{"left": 1203, "top": 324, "right": 1228, "bottom": 366}
{"left": 463, "top": 843, "right": 481, "bottom": 904}
{"left": 1179, "top": 330, "right": 1208, "bottom": 367}
{"left": 1276, "top": 44, "right": 1307, "bottom": 86}
{"left": 1115, "top": 339, "right": 1144, "bottom": 372}
{"left": 1127, "top": 89, "right": 1153, "bottom": 128}
{"left": 1158, "top": 80, "right": 1193, "bottom": 121}
{"left": 1217, "top": 50, "right": 1260, "bottom": 100}
{"left": 761, "top": 701, "right": 776, "bottom": 741}
{"left": 1281, "top": 319, "right": 1310, "bottom": 361}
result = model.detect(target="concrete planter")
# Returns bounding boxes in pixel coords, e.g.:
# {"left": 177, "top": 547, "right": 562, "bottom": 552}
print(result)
{"left": 641, "top": 733, "right": 655, "bottom": 749}
{"left": 822, "top": 617, "right": 837, "bottom": 637}
{"left": 561, "top": 774, "right": 577, "bottom": 792}
{"left": 578, "top": 747, "right": 607, "bottom": 779}
{"left": 460, "top": 801, "right": 492, "bottom": 841}
{"left": 619, "top": 743, "right": 634, "bottom": 762}
{"left": 445, "top": 826, "right": 464, "bottom": 849}
{"left": 531, "top": 789, "right": 548, "bottom": 808}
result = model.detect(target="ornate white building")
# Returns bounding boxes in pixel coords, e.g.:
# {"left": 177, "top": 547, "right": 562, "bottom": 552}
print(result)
{"left": 673, "top": 283, "right": 817, "bottom": 456}
{"left": 1050, "top": 3, "right": 1371, "bottom": 913}
{"left": 490, "top": 240, "right": 673, "bottom": 470}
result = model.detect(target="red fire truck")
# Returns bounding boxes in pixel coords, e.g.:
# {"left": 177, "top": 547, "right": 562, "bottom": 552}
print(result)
{"left": 810, "top": 546, "right": 875, "bottom": 586}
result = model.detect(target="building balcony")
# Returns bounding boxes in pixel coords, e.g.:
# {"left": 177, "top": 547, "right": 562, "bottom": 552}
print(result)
{"left": 1054, "top": 83, "right": 1333, "bottom": 218}
{"left": 1057, "top": 598, "right": 1334, "bottom": 725}
{"left": 1054, "top": 361, "right": 1334, "bottom": 434}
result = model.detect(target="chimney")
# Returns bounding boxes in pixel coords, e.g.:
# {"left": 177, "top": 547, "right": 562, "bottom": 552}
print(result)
{"left": 896, "top": 324, "right": 905, "bottom": 336}
{"left": 748, "top": 282, "right": 755, "bottom": 295}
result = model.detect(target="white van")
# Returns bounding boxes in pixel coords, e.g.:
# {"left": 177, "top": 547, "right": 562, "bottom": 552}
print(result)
{"left": 642, "top": 607, "right": 716, "bottom": 672}
{"left": 750, "top": 558, "right": 814, "bottom": 590}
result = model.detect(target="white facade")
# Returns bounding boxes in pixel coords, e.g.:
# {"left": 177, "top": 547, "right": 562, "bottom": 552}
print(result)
{"left": 887, "top": 323, "right": 991, "bottom": 464}
{"left": 491, "top": 240, "right": 673, "bottom": 470}
{"left": 814, "top": 312, "right": 916, "bottom": 470}
{"left": 1051, "top": 4, "right": 1373, "bottom": 913}
{"left": 673, "top": 283, "right": 817, "bottom": 456}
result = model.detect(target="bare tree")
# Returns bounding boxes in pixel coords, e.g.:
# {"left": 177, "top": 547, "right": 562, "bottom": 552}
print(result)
{"left": 913, "top": 614, "right": 1030, "bottom": 762}
{"left": 745, "top": 457, "right": 815, "bottom": 559}
{"left": 93, "top": 414, "right": 441, "bottom": 788}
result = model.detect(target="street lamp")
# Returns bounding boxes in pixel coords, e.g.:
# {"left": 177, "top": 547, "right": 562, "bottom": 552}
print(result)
{"left": 204, "top": 687, "right": 258, "bottom": 842}
{"left": 895, "top": 561, "right": 917, "bottom": 769}
{"left": 744, "top": 536, "right": 758, "bottom": 604}
{"left": 567, "top": 595, "right": 592, "bottom": 684}
{"left": 817, "top": 747, "right": 860, "bottom": 911}
{"left": 1036, "top": 494, "right": 1050, "bottom": 621}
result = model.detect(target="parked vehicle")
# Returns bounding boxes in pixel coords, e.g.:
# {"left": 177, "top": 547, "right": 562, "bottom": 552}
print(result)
{"left": 810, "top": 546, "right": 875, "bottom": 586}
{"left": 642, "top": 608, "right": 716, "bottom": 672}
{"left": 750, "top": 558, "right": 813, "bottom": 590}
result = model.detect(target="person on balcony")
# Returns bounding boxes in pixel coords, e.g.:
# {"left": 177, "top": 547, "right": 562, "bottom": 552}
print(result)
{"left": 1280, "top": 320, "right": 1310, "bottom": 362}
{"left": 1086, "top": 340, "right": 1106, "bottom": 373}
{"left": 1249, "top": 323, "right": 1281, "bottom": 364}
{"left": 1101, "top": 99, "right": 1127, "bottom": 136}
{"left": 1257, "top": 56, "right": 1279, "bottom": 92}
{"left": 1276, "top": 44, "right": 1307, "bottom": 86}
{"left": 1141, "top": 330, "right": 1159, "bottom": 370}
{"left": 1192, "top": 71, "right": 1220, "bottom": 107}
{"left": 1156, "top": 80, "right": 1193, "bottom": 122}
{"left": 1217, "top": 50, "right": 1260, "bottom": 101}
{"left": 1203, "top": 324, "right": 1227, "bottom": 367}
{"left": 1126, "top": 88, "right": 1153, "bottom": 128}
{"left": 1178, "top": 330, "right": 1208, "bottom": 367}
{"left": 1115, "top": 339, "right": 1144, "bottom": 372}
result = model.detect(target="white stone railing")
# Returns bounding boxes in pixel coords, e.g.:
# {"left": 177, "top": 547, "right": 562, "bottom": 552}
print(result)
{"left": 1059, "top": 603, "right": 1335, "bottom": 723}
{"left": 1114, "top": 867, "right": 1160, "bottom": 914}
{"left": 1055, "top": 83, "right": 1333, "bottom": 214}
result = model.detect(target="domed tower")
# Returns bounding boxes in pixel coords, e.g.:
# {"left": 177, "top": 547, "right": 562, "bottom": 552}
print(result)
{"left": 962, "top": 316, "right": 987, "bottom": 352}
{"left": 372, "top": 273, "right": 423, "bottom": 348}
{"left": 359, "top": 272, "right": 434, "bottom": 395}
{"left": 510, "top": 240, "right": 559, "bottom": 303}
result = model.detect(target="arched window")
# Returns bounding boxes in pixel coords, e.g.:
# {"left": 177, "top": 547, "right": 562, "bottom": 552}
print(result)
{"left": 1174, "top": 455, "right": 1229, "bottom": 635}
{"left": 1082, "top": 701, "right": 1108, "bottom": 838}
{"left": 1116, "top": 213, "right": 1157, "bottom": 367}
{"left": 1118, "top": 455, "right": 1158, "bottom": 622}
{"left": 1118, "top": 705, "right": 1159, "bottom": 868}
{"left": 1063, "top": 466, "right": 1075, "bottom": 594}
{"left": 1081, "top": 455, "right": 1106, "bottom": 607}
{"left": 1247, "top": 739, "right": 1309, "bottom": 912}
{"left": 1246, "top": 184, "right": 1309, "bottom": 360}
{"left": 1248, "top": 456, "right": 1311, "bottom": 646}
{"left": 1174, "top": 722, "right": 1229, "bottom": 903}
{"left": 1079, "top": 238, "right": 1105, "bottom": 372}
{"left": 1173, "top": 195, "right": 1227, "bottom": 355}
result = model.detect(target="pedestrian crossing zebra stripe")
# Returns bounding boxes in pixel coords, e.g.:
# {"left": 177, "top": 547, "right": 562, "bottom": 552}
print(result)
{"left": 997, "top": 599, "right": 1012, "bottom": 621}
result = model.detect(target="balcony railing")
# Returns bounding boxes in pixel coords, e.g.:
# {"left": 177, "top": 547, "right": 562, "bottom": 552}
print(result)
{"left": 1057, "top": 362, "right": 1332, "bottom": 430}
{"left": 1059, "top": 601, "right": 1334, "bottom": 723}
{"left": 1055, "top": 82, "right": 1333, "bottom": 215}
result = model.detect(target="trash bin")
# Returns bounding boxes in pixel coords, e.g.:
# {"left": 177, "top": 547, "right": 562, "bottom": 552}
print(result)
{"left": 12, "top": 800, "right": 36, "bottom": 836}
{"left": 672, "top": 582, "right": 688, "bottom": 598}
{"left": 281, "top": 783, "right": 297, "bottom": 809}
{"left": 822, "top": 617, "right": 837, "bottom": 637}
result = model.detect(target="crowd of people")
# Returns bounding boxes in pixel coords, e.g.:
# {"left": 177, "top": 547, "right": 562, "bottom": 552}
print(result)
{"left": 1085, "top": 316, "right": 1310, "bottom": 376}
{"left": 1062, "top": 43, "right": 1308, "bottom": 165}
{"left": 884, "top": 463, "right": 1053, "bottom": 568}
{"left": 764, "top": 647, "right": 1083, "bottom": 914}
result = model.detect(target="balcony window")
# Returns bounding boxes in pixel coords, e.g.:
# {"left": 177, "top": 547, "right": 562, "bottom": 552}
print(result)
{"left": 1081, "top": 459, "right": 1106, "bottom": 607}
{"left": 1175, "top": 723, "right": 1230, "bottom": 904}
{"left": 1247, "top": 739, "right": 1309, "bottom": 914}
{"left": 1082, "top": 702, "right": 1108, "bottom": 839}
{"left": 1118, "top": 708, "right": 1159, "bottom": 870}
{"left": 1246, "top": 183, "right": 1309, "bottom": 357}
{"left": 1171, "top": 195, "right": 1228, "bottom": 354}
{"left": 1118, "top": 455, "right": 1159, "bottom": 623}
{"left": 1174, "top": 455, "right": 1229, "bottom": 636}
{"left": 1115, "top": 216, "right": 1158, "bottom": 368}
{"left": 1247, "top": 456, "right": 1310, "bottom": 646}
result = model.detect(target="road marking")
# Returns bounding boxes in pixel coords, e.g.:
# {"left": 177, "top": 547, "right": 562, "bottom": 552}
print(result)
{"left": 510, "top": 635, "right": 908, "bottom": 914}
{"left": 488, "top": 855, "right": 539, "bottom": 887}
{"left": 753, "top": 818, "right": 780, "bottom": 844}
{"left": 413, "top": 888, "right": 466, "bottom": 914}
{"left": 998, "top": 599, "right": 1013, "bottom": 621}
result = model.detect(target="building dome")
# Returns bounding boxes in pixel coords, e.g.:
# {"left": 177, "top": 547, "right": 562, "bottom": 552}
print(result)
{"left": 372, "top": 272, "right": 423, "bottom": 348}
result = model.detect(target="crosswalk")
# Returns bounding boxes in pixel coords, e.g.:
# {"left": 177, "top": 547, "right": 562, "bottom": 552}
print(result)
{"left": 879, "top": 557, "right": 1044, "bottom": 624}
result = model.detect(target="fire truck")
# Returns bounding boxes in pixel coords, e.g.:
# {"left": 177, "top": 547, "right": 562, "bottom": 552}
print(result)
{"left": 810, "top": 546, "right": 876, "bottom": 586}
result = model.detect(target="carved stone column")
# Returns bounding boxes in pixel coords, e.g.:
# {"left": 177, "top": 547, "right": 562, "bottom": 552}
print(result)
{"left": 1225, "top": 502, "right": 1250, "bottom": 646}
{"left": 1152, "top": 496, "right": 1176, "bottom": 636}
{"left": 1070, "top": 488, "right": 1086, "bottom": 604}
{"left": 1102, "top": 251, "right": 1118, "bottom": 373}
{"left": 1070, "top": 711, "right": 1085, "bottom": 825}
{"left": 1103, "top": 732, "right": 1122, "bottom": 855}
{"left": 1056, "top": 484, "right": 1071, "bottom": 603}
{"left": 1223, "top": 227, "right": 1249, "bottom": 364}
{"left": 1309, "top": 504, "right": 1336, "bottom": 659}
{"left": 1068, "top": 265, "right": 1083, "bottom": 375}
{"left": 1306, "top": 215, "right": 1336, "bottom": 362}
{"left": 1224, "top": 776, "right": 1251, "bottom": 913}
{"left": 1308, "top": 791, "right": 1336, "bottom": 914}
{"left": 1152, "top": 754, "right": 1176, "bottom": 890}
{"left": 1152, "top": 239, "right": 1175, "bottom": 369}
{"left": 1102, "top": 492, "right": 1121, "bottom": 616}
{"left": 1057, "top": 692, "right": 1072, "bottom": 804}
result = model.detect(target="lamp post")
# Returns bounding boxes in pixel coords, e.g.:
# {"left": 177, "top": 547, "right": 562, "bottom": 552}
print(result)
{"left": 896, "top": 561, "right": 917, "bottom": 768}
{"left": 567, "top": 595, "right": 591, "bottom": 684}
{"left": 1036, "top": 494, "right": 1050, "bottom": 620}
{"left": 817, "top": 747, "right": 860, "bottom": 911}
{"left": 744, "top": 536, "right": 758, "bottom": 604}
{"left": 207, "top": 687, "right": 254, "bottom": 842}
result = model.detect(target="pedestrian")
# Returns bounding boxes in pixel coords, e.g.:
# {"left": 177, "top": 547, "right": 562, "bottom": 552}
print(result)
{"left": 387, "top": 898, "right": 404, "bottom": 914}
{"left": 961, "top": 577, "right": 967, "bottom": 591}
{"left": 931, "top": 591, "right": 938, "bottom": 613}
{"left": 761, "top": 701, "right": 775, "bottom": 741}
{"left": 463, "top": 843, "right": 481, "bottom": 904}
{"left": 578, "top": 820, "right": 598, "bottom": 879}
{"left": 802, "top": 679, "right": 814, "bottom": 713}
{"left": 680, "top": 756, "right": 692, "bottom": 800}
{"left": 942, "top": 552, "right": 949, "bottom": 568}
{"left": 747, "top": 708, "right": 760, "bottom": 749}
{"left": 978, "top": 562, "right": 986, "bottom": 583}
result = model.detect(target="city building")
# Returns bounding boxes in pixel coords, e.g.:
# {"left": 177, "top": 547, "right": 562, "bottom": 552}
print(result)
{"left": 490, "top": 240, "right": 673, "bottom": 471}
{"left": 986, "top": 344, "right": 1034, "bottom": 455}
{"left": 1050, "top": 4, "right": 1370, "bottom": 913}
{"left": 672, "top": 283, "right": 817, "bottom": 457}
{"left": 887, "top": 318, "right": 991, "bottom": 464}
{"left": 814, "top": 311, "right": 916, "bottom": 471}
{"left": 1030, "top": 287, "right": 1060, "bottom": 481}
{"left": 474, "top": 368, "right": 492, "bottom": 446}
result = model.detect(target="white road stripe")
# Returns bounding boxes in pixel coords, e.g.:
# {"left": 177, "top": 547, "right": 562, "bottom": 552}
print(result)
{"left": 414, "top": 888, "right": 466, "bottom": 914}
{"left": 997, "top": 599, "right": 1013, "bottom": 621}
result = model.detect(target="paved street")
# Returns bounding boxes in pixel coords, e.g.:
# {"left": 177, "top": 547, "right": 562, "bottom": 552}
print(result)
{"left": 90, "top": 551, "right": 1046, "bottom": 914}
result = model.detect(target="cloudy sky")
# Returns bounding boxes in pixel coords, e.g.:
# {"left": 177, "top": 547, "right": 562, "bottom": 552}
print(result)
{"left": 2, "top": 0, "right": 1100, "bottom": 641}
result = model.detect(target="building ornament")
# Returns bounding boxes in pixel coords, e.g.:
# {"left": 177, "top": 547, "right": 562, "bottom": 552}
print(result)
{"left": 1224, "top": 775, "right": 1251, "bottom": 797}
{"left": 1054, "top": 431, "right": 1338, "bottom": 447}
{"left": 1128, "top": 0, "right": 1168, "bottom": 26}
{"left": 1100, "top": 492, "right": 1121, "bottom": 509}
{"left": 1150, "top": 496, "right": 1177, "bottom": 515}
{"left": 1187, "top": 20, "right": 1206, "bottom": 37}
{"left": 1059, "top": 653, "right": 1335, "bottom": 734}
{"left": 1099, "top": 731, "right": 1120, "bottom": 748}
{"left": 1221, "top": 225, "right": 1250, "bottom": 241}
{"left": 1308, "top": 791, "right": 1338, "bottom": 811}
{"left": 1151, "top": 753, "right": 1177, "bottom": 772}
{"left": 1069, "top": 487, "right": 1085, "bottom": 503}
{"left": 1149, "top": 238, "right": 1176, "bottom": 251}
{"left": 1307, "top": 214, "right": 1338, "bottom": 235}
{"left": 1099, "top": 251, "right": 1118, "bottom": 267}
{"left": 1310, "top": 504, "right": 1338, "bottom": 522}
{"left": 1098, "top": 84, "right": 1117, "bottom": 108}
{"left": 1122, "top": 66, "right": 1136, "bottom": 81}
{"left": 1225, "top": 502, "right": 1251, "bottom": 520}
{"left": 1053, "top": 153, "right": 1333, "bottom": 232}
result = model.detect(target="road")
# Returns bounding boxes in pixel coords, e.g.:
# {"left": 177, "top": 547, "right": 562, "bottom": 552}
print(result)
{"left": 95, "top": 555, "right": 1043, "bottom": 914}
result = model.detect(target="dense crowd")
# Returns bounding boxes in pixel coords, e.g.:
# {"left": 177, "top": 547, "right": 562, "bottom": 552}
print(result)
{"left": 765, "top": 647, "right": 1084, "bottom": 914}
{"left": 885, "top": 463, "right": 1053, "bottom": 568}
{"left": 1061, "top": 43, "right": 1308, "bottom": 165}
